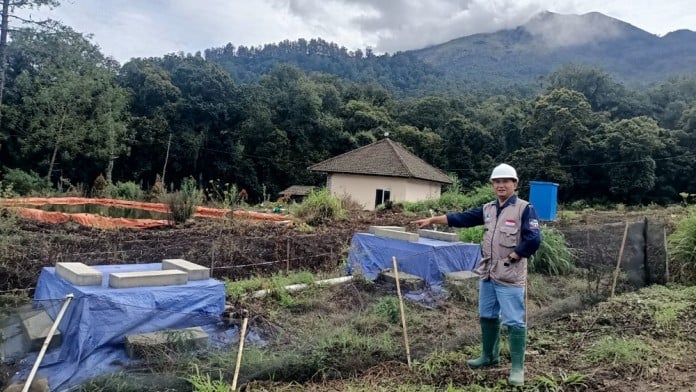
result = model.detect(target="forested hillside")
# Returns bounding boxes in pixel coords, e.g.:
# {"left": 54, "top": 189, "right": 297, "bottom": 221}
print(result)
{"left": 1, "top": 12, "right": 696, "bottom": 206}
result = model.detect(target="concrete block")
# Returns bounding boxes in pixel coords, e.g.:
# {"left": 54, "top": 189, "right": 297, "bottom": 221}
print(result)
{"left": 125, "top": 326, "right": 209, "bottom": 358}
{"left": 1, "top": 311, "right": 31, "bottom": 362}
{"left": 373, "top": 227, "right": 419, "bottom": 242}
{"left": 444, "top": 270, "right": 480, "bottom": 286}
{"left": 2, "top": 377, "right": 49, "bottom": 392}
{"left": 369, "top": 225, "right": 405, "bottom": 234}
{"left": 109, "top": 270, "right": 188, "bottom": 288}
{"left": 55, "top": 262, "right": 103, "bottom": 286}
{"left": 418, "top": 229, "right": 459, "bottom": 242}
{"left": 162, "top": 258, "right": 210, "bottom": 280}
{"left": 379, "top": 270, "right": 425, "bottom": 291}
{"left": 19, "top": 309, "right": 62, "bottom": 351}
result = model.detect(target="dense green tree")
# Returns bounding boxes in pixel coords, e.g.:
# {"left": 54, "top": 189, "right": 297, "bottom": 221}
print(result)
{"left": 0, "top": 0, "right": 60, "bottom": 135}
{"left": 6, "top": 26, "right": 127, "bottom": 184}
{"left": 592, "top": 117, "right": 665, "bottom": 202}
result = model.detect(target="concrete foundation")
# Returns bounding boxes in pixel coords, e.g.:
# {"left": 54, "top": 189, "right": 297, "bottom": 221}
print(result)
{"left": 379, "top": 270, "right": 425, "bottom": 290}
{"left": 162, "top": 259, "right": 210, "bottom": 280}
{"left": 109, "top": 270, "right": 188, "bottom": 288}
{"left": 373, "top": 227, "right": 419, "bottom": 242}
{"left": 2, "top": 377, "right": 49, "bottom": 392}
{"left": 419, "top": 229, "right": 459, "bottom": 242}
{"left": 55, "top": 262, "right": 103, "bottom": 286}
{"left": 444, "top": 270, "right": 479, "bottom": 285}
{"left": 369, "top": 225, "right": 406, "bottom": 234}
{"left": 19, "top": 308, "right": 62, "bottom": 351}
{"left": 125, "top": 326, "right": 209, "bottom": 358}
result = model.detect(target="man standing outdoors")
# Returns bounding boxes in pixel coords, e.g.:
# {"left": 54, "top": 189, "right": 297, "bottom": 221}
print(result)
{"left": 412, "top": 163, "right": 542, "bottom": 386}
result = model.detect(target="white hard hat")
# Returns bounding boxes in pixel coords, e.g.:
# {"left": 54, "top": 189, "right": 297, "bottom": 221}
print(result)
{"left": 490, "top": 163, "right": 518, "bottom": 181}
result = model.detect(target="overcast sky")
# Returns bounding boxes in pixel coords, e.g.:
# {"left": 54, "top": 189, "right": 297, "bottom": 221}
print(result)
{"left": 17, "top": 0, "right": 696, "bottom": 64}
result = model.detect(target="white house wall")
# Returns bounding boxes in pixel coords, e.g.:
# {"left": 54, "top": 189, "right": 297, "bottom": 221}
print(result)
{"left": 326, "top": 173, "right": 443, "bottom": 210}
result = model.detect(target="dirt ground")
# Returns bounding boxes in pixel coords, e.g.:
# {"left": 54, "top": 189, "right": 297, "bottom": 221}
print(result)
{"left": 1, "top": 207, "right": 695, "bottom": 391}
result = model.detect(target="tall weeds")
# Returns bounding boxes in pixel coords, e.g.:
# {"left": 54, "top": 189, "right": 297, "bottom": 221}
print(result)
{"left": 292, "top": 188, "right": 345, "bottom": 225}
{"left": 530, "top": 226, "right": 575, "bottom": 276}
{"left": 668, "top": 206, "right": 696, "bottom": 284}
{"left": 161, "top": 177, "right": 203, "bottom": 224}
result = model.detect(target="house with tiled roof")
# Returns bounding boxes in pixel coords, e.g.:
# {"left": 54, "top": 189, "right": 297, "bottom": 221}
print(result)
{"left": 308, "top": 138, "right": 452, "bottom": 210}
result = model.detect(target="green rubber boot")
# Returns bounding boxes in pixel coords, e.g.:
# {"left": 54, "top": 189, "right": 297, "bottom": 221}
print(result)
{"left": 508, "top": 326, "right": 527, "bottom": 386}
{"left": 466, "top": 318, "right": 500, "bottom": 368}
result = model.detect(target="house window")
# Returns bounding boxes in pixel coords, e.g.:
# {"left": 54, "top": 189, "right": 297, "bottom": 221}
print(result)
{"left": 375, "top": 189, "right": 391, "bottom": 207}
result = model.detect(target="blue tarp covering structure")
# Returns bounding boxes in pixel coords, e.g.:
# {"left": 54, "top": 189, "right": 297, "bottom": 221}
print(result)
{"left": 347, "top": 233, "right": 482, "bottom": 289}
{"left": 21, "top": 263, "right": 226, "bottom": 391}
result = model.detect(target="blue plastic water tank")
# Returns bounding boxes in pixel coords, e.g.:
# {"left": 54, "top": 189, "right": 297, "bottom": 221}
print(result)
{"left": 529, "top": 181, "right": 559, "bottom": 221}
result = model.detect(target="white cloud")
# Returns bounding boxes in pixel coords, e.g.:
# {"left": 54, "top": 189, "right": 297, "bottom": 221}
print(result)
{"left": 13, "top": 0, "right": 696, "bottom": 63}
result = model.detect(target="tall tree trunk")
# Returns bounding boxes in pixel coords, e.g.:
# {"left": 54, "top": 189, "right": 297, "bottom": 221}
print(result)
{"left": 105, "top": 156, "right": 114, "bottom": 183}
{"left": 47, "top": 113, "right": 67, "bottom": 180}
{"left": 0, "top": 0, "right": 10, "bottom": 148}
{"left": 162, "top": 132, "right": 172, "bottom": 184}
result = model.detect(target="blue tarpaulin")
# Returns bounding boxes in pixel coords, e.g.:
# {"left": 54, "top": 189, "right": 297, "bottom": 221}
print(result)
{"left": 22, "top": 263, "right": 226, "bottom": 391}
{"left": 347, "top": 233, "right": 481, "bottom": 289}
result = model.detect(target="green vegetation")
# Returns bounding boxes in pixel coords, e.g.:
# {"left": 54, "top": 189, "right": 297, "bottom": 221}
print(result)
{"left": 584, "top": 336, "right": 658, "bottom": 374}
{"left": 161, "top": 177, "right": 204, "bottom": 224}
{"left": 667, "top": 206, "right": 696, "bottom": 284}
{"left": 0, "top": 168, "right": 50, "bottom": 196}
{"left": 224, "top": 271, "right": 315, "bottom": 302}
{"left": 109, "top": 181, "right": 144, "bottom": 200}
{"left": 292, "top": 188, "right": 346, "bottom": 225}
{"left": 529, "top": 227, "right": 575, "bottom": 276}
{"left": 404, "top": 186, "right": 495, "bottom": 214}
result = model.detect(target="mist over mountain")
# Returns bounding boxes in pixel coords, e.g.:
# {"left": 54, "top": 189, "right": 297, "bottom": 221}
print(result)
{"left": 205, "top": 11, "right": 696, "bottom": 94}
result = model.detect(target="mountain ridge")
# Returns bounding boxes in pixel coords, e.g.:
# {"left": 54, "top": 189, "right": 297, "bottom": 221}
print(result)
{"left": 204, "top": 11, "right": 696, "bottom": 94}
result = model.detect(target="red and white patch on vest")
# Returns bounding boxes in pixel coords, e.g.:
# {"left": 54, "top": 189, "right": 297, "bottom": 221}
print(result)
{"left": 504, "top": 219, "right": 516, "bottom": 226}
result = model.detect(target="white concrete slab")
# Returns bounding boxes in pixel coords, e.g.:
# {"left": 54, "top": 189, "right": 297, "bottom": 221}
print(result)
{"left": 109, "top": 270, "right": 188, "bottom": 288}
{"left": 55, "top": 262, "right": 103, "bottom": 286}
{"left": 162, "top": 258, "right": 210, "bottom": 280}
{"left": 419, "top": 229, "right": 460, "bottom": 242}
{"left": 369, "top": 225, "right": 406, "bottom": 234}
{"left": 373, "top": 227, "right": 419, "bottom": 242}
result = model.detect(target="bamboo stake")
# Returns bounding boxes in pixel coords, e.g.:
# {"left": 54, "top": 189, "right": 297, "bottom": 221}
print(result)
{"left": 663, "top": 227, "right": 670, "bottom": 283}
{"left": 392, "top": 256, "right": 412, "bottom": 368}
{"left": 23, "top": 293, "right": 74, "bottom": 392}
{"left": 610, "top": 222, "right": 629, "bottom": 297}
{"left": 231, "top": 310, "right": 249, "bottom": 391}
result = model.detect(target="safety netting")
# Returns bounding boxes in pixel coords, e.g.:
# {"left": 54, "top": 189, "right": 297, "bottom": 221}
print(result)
{"left": 7, "top": 263, "right": 242, "bottom": 390}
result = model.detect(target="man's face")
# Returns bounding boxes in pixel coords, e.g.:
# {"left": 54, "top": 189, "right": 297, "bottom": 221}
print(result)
{"left": 491, "top": 178, "right": 517, "bottom": 200}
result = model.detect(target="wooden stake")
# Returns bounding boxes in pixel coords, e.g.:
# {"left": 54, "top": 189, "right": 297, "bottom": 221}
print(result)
{"left": 610, "top": 222, "right": 629, "bottom": 297}
{"left": 663, "top": 227, "right": 670, "bottom": 283}
{"left": 392, "top": 256, "right": 412, "bottom": 368}
{"left": 231, "top": 310, "right": 249, "bottom": 391}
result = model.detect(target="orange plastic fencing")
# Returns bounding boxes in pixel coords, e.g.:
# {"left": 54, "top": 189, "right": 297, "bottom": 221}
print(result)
{"left": 0, "top": 197, "right": 292, "bottom": 229}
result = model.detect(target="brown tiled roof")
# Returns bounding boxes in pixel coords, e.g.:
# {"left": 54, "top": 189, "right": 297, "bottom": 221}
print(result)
{"left": 308, "top": 138, "right": 452, "bottom": 184}
{"left": 278, "top": 185, "right": 315, "bottom": 196}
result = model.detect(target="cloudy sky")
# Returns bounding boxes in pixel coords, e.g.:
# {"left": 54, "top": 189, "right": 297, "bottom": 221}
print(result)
{"left": 17, "top": 0, "right": 696, "bottom": 64}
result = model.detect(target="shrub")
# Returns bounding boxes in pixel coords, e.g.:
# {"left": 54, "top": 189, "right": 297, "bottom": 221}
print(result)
{"left": 404, "top": 185, "right": 495, "bottom": 214}
{"left": 457, "top": 226, "right": 484, "bottom": 243}
{"left": 530, "top": 226, "right": 575, "bottom": 276}
{"left": 110, "top": 181, "right": 144, "bottom": 200}
{"left": 292, "top": 188, "right": 346, "bottom": 225}
{"left": 1, "top": 168, "right": 50, "bottom": 195}
{"left": 161, "top": 177, "right": 203, "bottom": 224}
{"left": 92, "top": 174, "right": 109, "bottom": 198}
{"left": 668, "top": 207, "right": 696, "bottom": 284}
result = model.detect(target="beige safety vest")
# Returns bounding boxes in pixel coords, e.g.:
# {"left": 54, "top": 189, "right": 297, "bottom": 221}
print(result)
{"left": 475, "top": 197, "right": 529, "bottom": 287}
